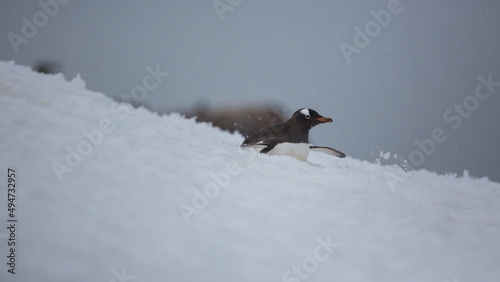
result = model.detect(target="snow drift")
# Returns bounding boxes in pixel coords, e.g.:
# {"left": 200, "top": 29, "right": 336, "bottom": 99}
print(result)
{"left": 0, "top": 61, "right": 499, "bottom": 282}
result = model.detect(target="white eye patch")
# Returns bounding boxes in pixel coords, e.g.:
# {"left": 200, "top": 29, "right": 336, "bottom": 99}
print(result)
{"left": 299, "top": 108, "right": 310, "bottom": 117}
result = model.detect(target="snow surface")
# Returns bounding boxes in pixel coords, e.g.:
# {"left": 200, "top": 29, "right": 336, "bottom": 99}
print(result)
{"left": 1, "top": 61, "right": 500, "bottom": 282}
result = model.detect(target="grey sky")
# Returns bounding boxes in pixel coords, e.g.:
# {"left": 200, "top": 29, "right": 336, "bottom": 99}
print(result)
{"left": 1, "top": 0, "right": 499, "bottom": 182}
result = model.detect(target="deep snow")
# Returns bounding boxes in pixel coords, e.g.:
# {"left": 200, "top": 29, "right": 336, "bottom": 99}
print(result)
{"left": 0, "top": 61, "right": 499, "bottom": 282}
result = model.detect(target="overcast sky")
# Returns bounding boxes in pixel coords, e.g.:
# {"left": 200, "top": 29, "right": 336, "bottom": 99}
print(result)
{"left": 1, "top": 0, "right": 499, "bottom": 182}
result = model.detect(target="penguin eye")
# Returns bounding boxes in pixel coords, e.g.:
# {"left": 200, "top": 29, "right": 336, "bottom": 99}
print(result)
{"left": 305, "top": 115, "right": 311, "bottom": 119}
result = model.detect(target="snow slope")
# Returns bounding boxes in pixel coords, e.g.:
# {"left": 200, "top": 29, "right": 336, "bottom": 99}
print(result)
{"left": 1, "top": 61, "right": 499, "bottom": 282}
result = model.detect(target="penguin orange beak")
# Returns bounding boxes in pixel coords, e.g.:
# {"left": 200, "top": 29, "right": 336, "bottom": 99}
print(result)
{"left": 316, "top": 117, "right": 333, "bottom": 123}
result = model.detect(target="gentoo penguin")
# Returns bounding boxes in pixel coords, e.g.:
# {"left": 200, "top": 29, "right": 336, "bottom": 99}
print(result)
{"left": 241, "top": 108, "right": 346, "bottom": 161}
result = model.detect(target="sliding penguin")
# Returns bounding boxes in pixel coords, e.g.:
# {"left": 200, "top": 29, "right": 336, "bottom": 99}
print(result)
{"left": 241, "top": 108, "right": 346, "bottom": 161}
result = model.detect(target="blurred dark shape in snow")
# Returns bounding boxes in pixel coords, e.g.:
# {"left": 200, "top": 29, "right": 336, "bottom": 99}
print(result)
{"left": 33, "top": 61, "right": 61, "bottom": 75}
{"left": 111, "top": 97, "right": 287, "bottom": 136}
{"left": 180, "top": 101, "right": 287, "bottom": 135}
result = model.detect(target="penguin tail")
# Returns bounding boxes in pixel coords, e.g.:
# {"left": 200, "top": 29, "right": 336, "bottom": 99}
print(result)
{"left": 241, "top": 129, "right": 249, "bottom": 139}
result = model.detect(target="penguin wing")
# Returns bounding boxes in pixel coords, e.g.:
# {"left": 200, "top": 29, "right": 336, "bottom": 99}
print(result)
{"left": 310, "top": 146, "right": 346, "bottom": 158}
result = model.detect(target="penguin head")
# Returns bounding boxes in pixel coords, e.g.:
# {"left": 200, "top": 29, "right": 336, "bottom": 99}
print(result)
{"left": 291, "top": 108, "right": 332, "bottom": 128}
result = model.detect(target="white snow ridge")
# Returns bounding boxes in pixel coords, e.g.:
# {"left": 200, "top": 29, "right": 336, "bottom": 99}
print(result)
{"left": 1, "top": 61, "right": 500, "bottom": 282}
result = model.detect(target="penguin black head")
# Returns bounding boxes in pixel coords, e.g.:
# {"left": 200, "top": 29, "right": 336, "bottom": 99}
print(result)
{"left": 289, "top": 108, "right": 332, "bottom": 129}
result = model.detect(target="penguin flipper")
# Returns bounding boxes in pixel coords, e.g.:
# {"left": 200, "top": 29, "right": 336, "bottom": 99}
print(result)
{"left": 310, "top": 146, "right": 346, "bottom": 158}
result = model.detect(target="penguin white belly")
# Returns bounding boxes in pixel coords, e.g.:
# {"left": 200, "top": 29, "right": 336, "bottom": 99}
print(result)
{"left": 267, "top": 142, "right": 310, "bottom": 161}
